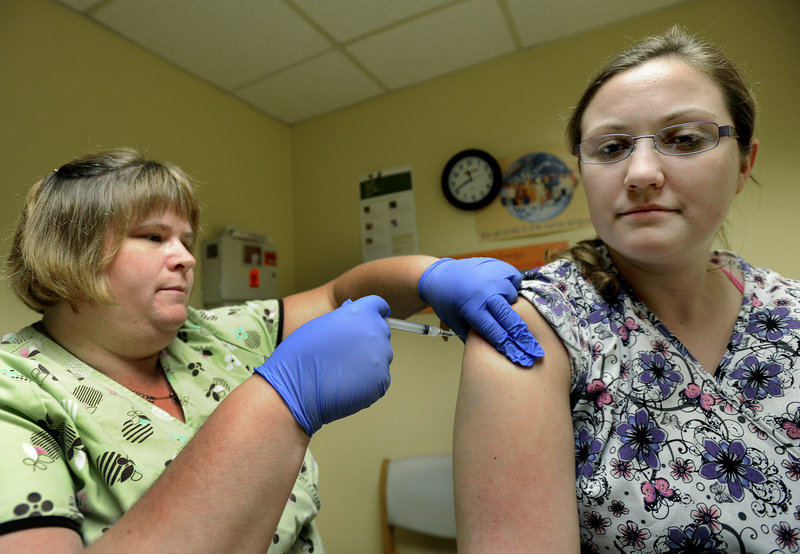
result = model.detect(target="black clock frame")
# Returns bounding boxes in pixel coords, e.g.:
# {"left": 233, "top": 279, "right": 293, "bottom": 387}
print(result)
{"left": 441, "top": 148, "right": 502, "bottom": 211}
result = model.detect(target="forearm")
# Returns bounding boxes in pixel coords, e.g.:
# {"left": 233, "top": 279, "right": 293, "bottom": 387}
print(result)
{"left": 283, "top": 255, "right": 438, "bottom": 336}
{"left": 329, "top": 255, "right": 437, "bottom": 317}
{"left": 89, "top": 376, "right": 309, "bottom": 553}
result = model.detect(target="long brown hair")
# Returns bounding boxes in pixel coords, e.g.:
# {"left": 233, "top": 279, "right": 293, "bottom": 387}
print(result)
{"left": 562, "top": 26, "right": 757, "bottom": 302}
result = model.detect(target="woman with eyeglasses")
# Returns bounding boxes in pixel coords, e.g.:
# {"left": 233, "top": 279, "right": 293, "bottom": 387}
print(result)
{"left": 0, "top": 148, "right": 540, "bottom": 552}
{"left": 454, "top": 27, "right": 800, "bottom": 553}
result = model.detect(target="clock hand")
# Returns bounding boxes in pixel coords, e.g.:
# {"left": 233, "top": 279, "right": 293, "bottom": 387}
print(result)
{"left": 455, "top": 170, "right": 474, "bottom": 191}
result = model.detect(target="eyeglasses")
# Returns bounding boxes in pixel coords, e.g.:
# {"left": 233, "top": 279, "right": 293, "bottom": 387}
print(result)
{"left": 574, "top": 122, "right": 737, "bottom": 164}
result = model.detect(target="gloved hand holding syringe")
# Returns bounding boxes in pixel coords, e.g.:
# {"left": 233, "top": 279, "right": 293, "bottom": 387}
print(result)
{"left": 385, "top": 317, "right": 454, "bottom": 338}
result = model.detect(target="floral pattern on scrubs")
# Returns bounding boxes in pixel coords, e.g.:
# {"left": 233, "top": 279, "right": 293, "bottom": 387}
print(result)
{"left": 520, "top": 247, "right": 800, "bottom": 553}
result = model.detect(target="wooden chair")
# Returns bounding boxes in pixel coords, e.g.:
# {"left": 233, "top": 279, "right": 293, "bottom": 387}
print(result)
{"left": 379, "top": 454, "right": 457, "bottom": 553}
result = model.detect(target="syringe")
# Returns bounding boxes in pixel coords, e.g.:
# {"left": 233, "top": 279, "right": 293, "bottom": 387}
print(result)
{"left": 385, "top": 317, "right": 455, "bottom": 338}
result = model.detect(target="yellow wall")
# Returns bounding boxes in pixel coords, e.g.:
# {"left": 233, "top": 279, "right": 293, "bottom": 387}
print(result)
{"left": 2, "top": 0, "right": 799, "bottom": 552}
{"left": 0, "top": 0, "right": 296, "bottom": 326}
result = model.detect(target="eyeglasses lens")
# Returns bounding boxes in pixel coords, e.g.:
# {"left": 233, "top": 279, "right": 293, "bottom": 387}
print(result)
{"left": 654, "top": 123, "right": 720, "bottom": 155}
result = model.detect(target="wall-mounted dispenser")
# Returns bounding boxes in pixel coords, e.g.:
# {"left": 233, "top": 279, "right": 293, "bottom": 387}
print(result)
{"left": 202, "top": 225, "right": 278, "bottom": 307}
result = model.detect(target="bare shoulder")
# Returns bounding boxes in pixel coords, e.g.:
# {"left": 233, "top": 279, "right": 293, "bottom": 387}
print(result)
{"left": 458, "top": 294, "right": 573, "bottom": 438}
{"left": 463, "top": 295, "right": 571, "bottom": 388}
{"left": 514, "top": 294, "right": 571, "bottom": 362}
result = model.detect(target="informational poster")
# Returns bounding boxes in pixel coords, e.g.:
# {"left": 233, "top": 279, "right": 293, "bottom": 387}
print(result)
{"left": 359, "top": 166, "right": 419, "bottom": 262}
{"left": 476, "top": 147, "right": 591, "bottom": 241}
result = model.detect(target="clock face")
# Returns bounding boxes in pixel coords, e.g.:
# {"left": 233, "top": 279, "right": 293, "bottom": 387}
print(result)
{"left": 442, "top": 149, "right": 502, "bottom": 210}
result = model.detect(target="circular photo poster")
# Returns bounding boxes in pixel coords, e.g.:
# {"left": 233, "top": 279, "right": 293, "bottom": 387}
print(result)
{"left": 500, "top": 152, "right": 578, "bottom": 223}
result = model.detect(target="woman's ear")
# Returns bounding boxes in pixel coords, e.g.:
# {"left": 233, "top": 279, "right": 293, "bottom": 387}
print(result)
{"left": 737, "top": 139, "right": 759, "bottom": 194}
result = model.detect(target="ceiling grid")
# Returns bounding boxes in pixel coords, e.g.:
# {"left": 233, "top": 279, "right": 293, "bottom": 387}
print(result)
{"left": 53, "top": 0, "right": 690, "bottom": 124}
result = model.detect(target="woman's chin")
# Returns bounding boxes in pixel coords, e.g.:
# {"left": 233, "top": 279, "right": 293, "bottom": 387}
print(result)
{"left": 155, "top": 307, "right": 190, "bottom": 333}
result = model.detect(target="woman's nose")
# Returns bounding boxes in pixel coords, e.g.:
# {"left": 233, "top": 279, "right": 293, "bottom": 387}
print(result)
{"left": 623, "top": 138, "right": 665, "bottom": 190}
{"left": 170, "top": 240, "right": 196, "bottom": 272}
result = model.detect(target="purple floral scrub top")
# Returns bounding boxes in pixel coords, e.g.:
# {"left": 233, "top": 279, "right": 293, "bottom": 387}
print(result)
{"left": 520, "top": 246, "right": 800, "bottom": 553}
{"left": 0, "top": 300, "right": 323, "bottom": 552}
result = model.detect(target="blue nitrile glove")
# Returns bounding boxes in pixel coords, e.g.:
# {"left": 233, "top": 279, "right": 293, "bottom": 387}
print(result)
{"left": 418, "top": 257, "right": 544, "bottom": 367}
{"left": 253, "top": 295, "right": 393, "bottom": 436}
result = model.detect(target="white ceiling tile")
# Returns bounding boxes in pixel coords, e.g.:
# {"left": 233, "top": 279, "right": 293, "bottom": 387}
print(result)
{"left": 506, "top": 0, "right": 690, "bottom": 47}
{"left": 90, "top": 0, "right": 332, "bottom": 89}
{"left": 294, "top": 0, "right": 454, "bottom": 42}
{"left": 347, "top": 0, "right": 514, "bottom": 90}
{"left": 235, "top": 50, "right": 384, "bottom": 123}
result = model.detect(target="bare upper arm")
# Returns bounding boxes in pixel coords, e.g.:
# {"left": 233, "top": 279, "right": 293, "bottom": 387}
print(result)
{"left": 453, "top": 297, "right": 579, "bottom": 553}
{"left": 0, "top": 526, "right": 83, "bottom": 553}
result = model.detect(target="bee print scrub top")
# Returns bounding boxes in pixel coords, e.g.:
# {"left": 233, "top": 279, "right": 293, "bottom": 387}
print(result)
{"left": 0, "top": 299, "right": 323, "bottom": 552}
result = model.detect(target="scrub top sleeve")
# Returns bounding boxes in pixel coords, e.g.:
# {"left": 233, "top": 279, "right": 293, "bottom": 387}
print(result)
{"left": 0, "top": 374, "right": 83, "bottom": 535}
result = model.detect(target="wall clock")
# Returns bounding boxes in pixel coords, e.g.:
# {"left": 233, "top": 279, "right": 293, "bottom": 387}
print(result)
{"left": 441, "top": 148, "right": 502, "bottom": 210}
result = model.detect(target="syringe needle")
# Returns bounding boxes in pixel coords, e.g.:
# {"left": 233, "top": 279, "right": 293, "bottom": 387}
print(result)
{"left": 385, "top": 317, "right": 455, "bottom": 338}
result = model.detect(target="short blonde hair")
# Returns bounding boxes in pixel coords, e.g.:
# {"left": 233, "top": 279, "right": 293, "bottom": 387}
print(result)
{"left": 6, "top": 148, "right": 200, "bottom": 312}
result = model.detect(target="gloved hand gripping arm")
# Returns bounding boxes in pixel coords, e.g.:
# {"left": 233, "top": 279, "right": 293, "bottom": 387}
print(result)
{"left": 418, "top": 257, "right": 544, "bottom": 367}
{"left": 254, "top": 295, "right": 393, "bottom": 436}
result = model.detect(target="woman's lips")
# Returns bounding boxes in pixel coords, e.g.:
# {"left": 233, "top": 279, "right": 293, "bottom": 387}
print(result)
{"left": 619, "top": 204, "right": 675, "bottom": 216}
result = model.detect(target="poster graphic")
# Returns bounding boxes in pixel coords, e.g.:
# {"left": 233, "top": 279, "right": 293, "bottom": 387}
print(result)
{"left": 501, "top": 152, "right": 577, "bottom": 222}
{"left": 477, "top": 148, "right": 591, "bottom": 241}
{"left": 359, "top": 166, "right": 419, "bottom": 262}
